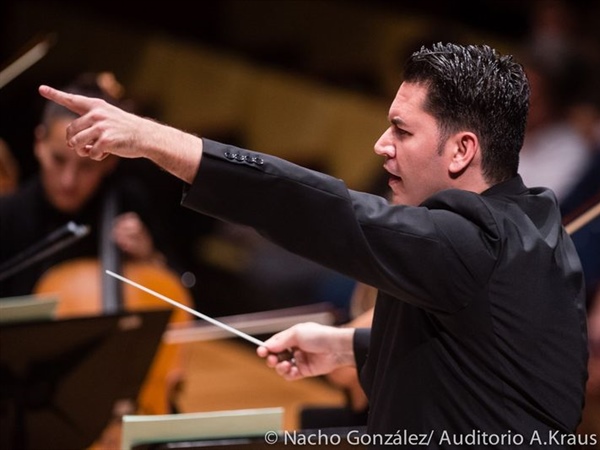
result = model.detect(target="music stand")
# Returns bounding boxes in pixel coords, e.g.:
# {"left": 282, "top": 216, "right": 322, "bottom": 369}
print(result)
{"left": 0, "top": 309, "right": 172, "bottom": 450}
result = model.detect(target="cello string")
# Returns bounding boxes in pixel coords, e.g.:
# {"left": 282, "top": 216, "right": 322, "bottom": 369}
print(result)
{"left": 105, "top": 269, "right": 266, "bottom": 347}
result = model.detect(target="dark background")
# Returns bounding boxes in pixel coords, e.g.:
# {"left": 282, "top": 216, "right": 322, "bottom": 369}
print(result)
{"left": 1, "top": 0, "right": 598, "bottom": 178}
{"left": 0, "top": 0, "right": 551, "bottom": 177}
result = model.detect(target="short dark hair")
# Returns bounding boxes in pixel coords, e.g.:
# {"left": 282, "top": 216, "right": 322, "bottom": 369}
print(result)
{"left": 403, "top": 43, "right": 529, "bottom": 183}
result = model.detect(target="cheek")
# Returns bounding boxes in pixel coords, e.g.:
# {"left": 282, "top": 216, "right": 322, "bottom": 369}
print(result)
{"left": 36, "top": 151, "right": 56, "bottom": 172}
{"left": 39, "top": 161, "right": 62, "bottom": 190}
{"left": 400, "top": 151, "right": 430, "bottom": 174}
{"left": 79, "top": 172, "right": 105, "bottom": 195}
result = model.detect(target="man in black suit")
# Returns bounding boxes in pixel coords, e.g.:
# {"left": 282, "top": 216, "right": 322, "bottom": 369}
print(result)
{"left": 39, "top": 42, "right": 588, "bottom": 449}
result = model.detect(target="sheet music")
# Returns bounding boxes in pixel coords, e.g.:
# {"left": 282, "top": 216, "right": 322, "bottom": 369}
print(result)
{"left": 0, "top": 294, "right": 58, "bottom": 323}
{"left": 121, "top": 407, "right": 283, "bottom": 450}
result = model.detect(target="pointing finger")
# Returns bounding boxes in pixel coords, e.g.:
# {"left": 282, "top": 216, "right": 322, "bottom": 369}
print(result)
{"left": 38, "top": 85, "right": 96, "bottom": 116}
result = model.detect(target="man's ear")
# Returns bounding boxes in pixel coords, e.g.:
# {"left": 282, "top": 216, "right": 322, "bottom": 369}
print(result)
{"left": 448, "top": 131, "right": 479, "bottom": 176}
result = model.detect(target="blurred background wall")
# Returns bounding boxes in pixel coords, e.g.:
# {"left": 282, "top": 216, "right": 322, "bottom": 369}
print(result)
{"left": 1, "top": 0, "right": 588, "bottom": 186}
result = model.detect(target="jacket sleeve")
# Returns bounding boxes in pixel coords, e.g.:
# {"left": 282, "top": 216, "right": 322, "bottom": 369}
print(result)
{"left": 353, "top": 328, "right": 370, "bottom": 372}
{"left": 182, "top": 139, "right": 498, "bottom": 314}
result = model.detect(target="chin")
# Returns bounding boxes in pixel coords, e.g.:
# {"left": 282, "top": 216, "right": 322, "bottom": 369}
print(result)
{"left": 390, "top": 193, "right": 406, "bottom": 205}
{"left": 53, "top": 200, "right": 83, "bottom": 214}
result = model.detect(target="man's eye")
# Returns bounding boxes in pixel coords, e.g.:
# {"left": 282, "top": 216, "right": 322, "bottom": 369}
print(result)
{"left": 51, "top": 153, "right": 67, "bottom": 165}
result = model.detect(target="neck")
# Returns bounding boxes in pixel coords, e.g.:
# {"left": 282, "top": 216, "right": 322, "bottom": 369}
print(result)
{"left": 449, "top": 171, "right": 492, "bottom": 196}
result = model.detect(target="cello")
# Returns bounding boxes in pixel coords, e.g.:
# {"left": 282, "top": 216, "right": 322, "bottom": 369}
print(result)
{"left": 33, "top": 185, "right": 193, "bottom": 447}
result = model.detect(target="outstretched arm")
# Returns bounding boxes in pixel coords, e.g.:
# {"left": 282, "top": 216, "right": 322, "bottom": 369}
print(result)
{"left": 38, "top": 85, "right": 203, "bottom": 183}
{"left": 257, "top": 322, "right": 356, "bottom": 381}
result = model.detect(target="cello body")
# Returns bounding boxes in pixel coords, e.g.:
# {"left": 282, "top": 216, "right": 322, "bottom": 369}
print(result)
{"left": 34, "top": 258, "right": 193, "bottom": 415}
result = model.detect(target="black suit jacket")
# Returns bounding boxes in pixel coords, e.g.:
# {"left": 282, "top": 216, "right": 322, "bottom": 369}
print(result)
{"left": 183, "top": 139, "right": 588, "bottom": 449}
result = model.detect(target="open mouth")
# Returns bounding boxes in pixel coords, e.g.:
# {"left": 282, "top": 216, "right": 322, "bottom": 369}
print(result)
{"left": 389, "top": 174, "right": 402, "bottom": 184}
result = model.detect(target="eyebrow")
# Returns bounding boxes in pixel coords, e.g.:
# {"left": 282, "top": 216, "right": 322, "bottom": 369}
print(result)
{"left": 391, "top": 117, "right": 408, "bottom": 127}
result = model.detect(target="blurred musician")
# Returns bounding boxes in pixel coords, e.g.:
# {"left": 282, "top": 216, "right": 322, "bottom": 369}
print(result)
{"left": 0, "top": 72, "right": 175, "bottom": 298}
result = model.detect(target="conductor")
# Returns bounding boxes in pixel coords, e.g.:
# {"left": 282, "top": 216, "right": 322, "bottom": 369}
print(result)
{"left": 38, "top": 42, "right": 588, "bottom": 449}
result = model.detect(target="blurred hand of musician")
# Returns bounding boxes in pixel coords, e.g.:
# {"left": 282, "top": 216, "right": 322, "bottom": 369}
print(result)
{"left": 112, "top": 211, "right": 164, "bottom": 264}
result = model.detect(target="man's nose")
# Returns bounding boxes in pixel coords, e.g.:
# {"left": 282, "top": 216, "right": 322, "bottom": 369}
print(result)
{"left": 59, "top": 166, "right": 78, "bottom": 188}
{"left": 373, "top": 127, "right": 395, "bottom": 159}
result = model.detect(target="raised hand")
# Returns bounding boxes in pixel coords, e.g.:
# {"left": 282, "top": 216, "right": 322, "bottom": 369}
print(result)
{"left": 38, "top": 85, "right": 202, "bottom": 183}
{"left": 38, "top": 85, "right": 151, "bottom": 161}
